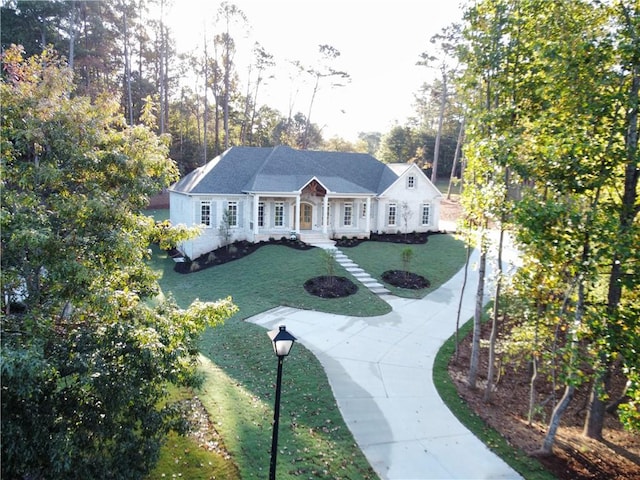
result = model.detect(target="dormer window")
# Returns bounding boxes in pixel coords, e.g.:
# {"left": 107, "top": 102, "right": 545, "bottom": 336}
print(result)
{"left": 407, "top": 175, "right": 415, "bottom": 189}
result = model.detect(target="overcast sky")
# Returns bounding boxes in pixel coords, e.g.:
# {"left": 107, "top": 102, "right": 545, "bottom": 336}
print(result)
{"left": 167, "top": 0, "right": 465, "bottom": 141}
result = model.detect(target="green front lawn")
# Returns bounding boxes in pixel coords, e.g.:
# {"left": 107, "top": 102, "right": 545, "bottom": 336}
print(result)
{"left": 149, "top": 243, "right": 392, "bottom": 319}
{"left": 343, "top": 233, "right": 466, "bottom": 298}
{"left": 147, "top": 220, "right": 466, "bottom": 479}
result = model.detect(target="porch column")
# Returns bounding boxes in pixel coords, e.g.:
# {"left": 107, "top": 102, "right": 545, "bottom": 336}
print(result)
{"left": 295, "top": 195, "right": 301, "bottom": 233}
{"left": 322, "top": 195, "right": 329, "bottom": 234}
{"left": 253, "top": 194, "right": 260, "bottom": 236}
{"left": 365, "top": 197, "right": 371, "bottom": 233}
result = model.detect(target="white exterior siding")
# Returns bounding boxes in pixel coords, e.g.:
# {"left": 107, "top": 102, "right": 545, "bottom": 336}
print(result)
{"left": 376, "top": 165, "right": 442, "bottom": 234}
{"left": 169, "top": 152, "right": 441, "bottom": 259}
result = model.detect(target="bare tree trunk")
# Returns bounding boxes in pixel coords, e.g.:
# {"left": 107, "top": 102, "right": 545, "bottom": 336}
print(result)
{"left": 213, "top": 40, "right": 221, "bottom": 155}
{"left": 137, "top": 0, "right": 143, "bottom": 106}
{"left": 303, "top": 73, "right": 320, "bottom": 149}
{"left": 468, "top": 226, "right": 487, "bottom": 389}
{"left": 431, "top": 69, "right": 447, "bottom": 183}
{"left": 484, "top": 218, "right": 505, "bottom": 402}
{"left": 222, "top": 14, "right": 233, "bottom": 150}
{"left": 584, "top": 32, "right": 638, "bottom": 439}
{"left": 454, "top": 234, "right": 472, "bottom": 360}
{"left": 163, "top": 24, "right": 169, "bottom": 133}
{"left": 122, "top": 4, "right": 133, "bottom": 125}
{"left": 158, "top": 0, "right": 165, "bottom": 134}
{"left": 240, "top": 64, "right": 252, "bottom": 144}
{"left": 447, "top": 117, "right": 465, "bottom": 199}
{"left": 540, "top": 384, "right": 574, "bottom": 455}
{"left": 223, "top": 50, "right": 230, "bottom": 150}
{"left": 248, "top": 71, "right": 264, "bottom": 146}
{"left": 203, "top": 32, "right": 208, "bottom": 164}
{"left": 584, "top": 369, "right": 611, "bottom": 440}
{"left": 527, "top": 352, "right": 538, "bottom": 425}
{"left": 541, "top": 268, "right": 587, "bottom": 452}
{"left": 68, "top": 3, "right": 77, "bottom": 70}
{"left": 606, "top": 379, "right": 631, "bottom": 414}
{"left": 194, "top": 81, "right": 202, "bottom": 163}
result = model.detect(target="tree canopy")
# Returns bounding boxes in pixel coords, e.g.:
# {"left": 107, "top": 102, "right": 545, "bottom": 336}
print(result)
{"left": 457, "top": 0, "right": 639, "bottom": 446}
{"left": 0, "top": 45, "right": 237, "bottom": 479}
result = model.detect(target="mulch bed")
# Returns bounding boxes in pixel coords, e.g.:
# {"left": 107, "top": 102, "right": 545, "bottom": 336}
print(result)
{"left": 303, "top": 276, "right": 358, "bottom": 298}
{"left": 334, "top": 231, "right": 442, "bottom": 248}
{"left": 173, "top": 238, "right": 312, "bottom": 274}
{"left": 382, "top": 270, "right": 430, "bottom": 289}
{"left": 450, "top": 320, "right": 640, "bottom": 480}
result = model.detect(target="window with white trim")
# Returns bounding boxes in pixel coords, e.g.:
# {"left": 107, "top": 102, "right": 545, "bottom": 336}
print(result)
{"left": 407, "top": 175, "right": 415, "bottom": 189}
{"left": 201, "top": 202, "right": 211, "bottom": 227}
{"left": 343, "top": 203, "right": 353, "bottom": 226}
{"left": 227, "top": 201, "right": 238, "bottom": 227}
{"left": 421, "top": 204, "right": 431, "bottom": 226}
{"left": 388, "top": 203, "right": 397, "bottom": 226}
{"left": 274, "top": 202, "right": 284, "bottom": 227}
{"left": 258, "top": 202, "right": 264, "bottom": 227}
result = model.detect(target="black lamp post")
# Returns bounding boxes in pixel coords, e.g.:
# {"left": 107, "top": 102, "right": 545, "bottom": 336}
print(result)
{"left": 267, "top": 325, "right": 296, "bottom": 480}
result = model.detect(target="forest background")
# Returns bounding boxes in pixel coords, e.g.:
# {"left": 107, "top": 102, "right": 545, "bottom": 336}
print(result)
{"left": 0, "top": 0, "right": 464, "bottom": 180}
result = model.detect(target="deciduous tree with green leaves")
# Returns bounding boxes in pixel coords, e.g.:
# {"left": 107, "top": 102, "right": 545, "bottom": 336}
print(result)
{"left": 458, "top": 0, "right": 639, "bottom": 451}
{"left": 0, "top": 46, "right": 238, "bottom": 480}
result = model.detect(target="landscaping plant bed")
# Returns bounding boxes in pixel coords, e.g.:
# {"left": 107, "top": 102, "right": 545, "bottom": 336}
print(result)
{"left": 173, "top": 232, "right": 445, "bottom": 273}
{"left": 304, "top": 275, "right": 358, "bottom": 298}
{"left": 335, "top": 231, "right": 443, "bottom": 248}
{"left": 382, "top": 270, "right": 430, "bottom": 289}
{"left": 173, "top": 238, "right": 312, "bottom": 274}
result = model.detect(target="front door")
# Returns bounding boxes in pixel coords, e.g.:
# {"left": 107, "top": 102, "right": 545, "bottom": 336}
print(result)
{"left": 300, "top": 203, "right": 312, "bottom": 230}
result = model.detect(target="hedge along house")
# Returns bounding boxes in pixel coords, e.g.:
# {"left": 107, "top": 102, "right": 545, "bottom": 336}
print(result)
{"left": 169, "top": 146, "right": 442, "bottom": 260}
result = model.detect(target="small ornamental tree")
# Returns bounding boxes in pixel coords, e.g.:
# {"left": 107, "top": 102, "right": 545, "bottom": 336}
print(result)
{"left": 0, "top": 46, "right": 238, "bottom": 480}
{"left": 322, "top": 248, "right": 338, "bottom": 286}
{"left": 218, "top": 208, "right": 233, "bottom": 251}
{"left": 401, "top": 247, "right": 414, "bottom": 280}
{"left": 400, "top": 201, "right": 413, "bottom": 240}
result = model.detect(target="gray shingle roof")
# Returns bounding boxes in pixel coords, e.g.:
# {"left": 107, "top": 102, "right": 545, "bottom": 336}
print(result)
{"left": 170, "top": 146, "right": 398, "bottom": 195}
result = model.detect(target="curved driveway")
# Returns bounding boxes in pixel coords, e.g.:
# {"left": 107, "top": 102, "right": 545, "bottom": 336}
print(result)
{"left": 248, "top": 242, "right": 523, "bottom": 480}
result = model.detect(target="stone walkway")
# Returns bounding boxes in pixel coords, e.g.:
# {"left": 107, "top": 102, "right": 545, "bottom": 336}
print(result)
{"left": 333, "top": 249, "right": 391, "bottom": 295}
{"left": 308, "top": 240, "right": 392, "bottom": 296}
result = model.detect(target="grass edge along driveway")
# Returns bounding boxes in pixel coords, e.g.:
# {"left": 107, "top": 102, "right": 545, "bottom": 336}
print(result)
{"left": 148, "top": 233, "right": 466, "bottom": 479}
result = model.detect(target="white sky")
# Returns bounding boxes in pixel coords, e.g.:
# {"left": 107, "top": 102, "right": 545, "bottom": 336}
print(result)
{"left": 166, "top": 0, "right": 465, "bottom": 141}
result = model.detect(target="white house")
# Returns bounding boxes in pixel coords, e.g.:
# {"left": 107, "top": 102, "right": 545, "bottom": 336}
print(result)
{"left": 169, "top": 146, "right": 442, "bottom": 259}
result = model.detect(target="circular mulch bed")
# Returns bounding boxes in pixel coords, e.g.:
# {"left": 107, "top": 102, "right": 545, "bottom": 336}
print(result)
{"left": 382, "top": 270, "right": 430, "bottom": 289}
{"left": 304, "top": 275, "right": 358, "bottom": 298}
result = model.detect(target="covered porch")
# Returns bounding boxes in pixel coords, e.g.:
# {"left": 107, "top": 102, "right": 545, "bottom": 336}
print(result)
{"left": 249, "top": 178, "right": 373, "bottom": 243}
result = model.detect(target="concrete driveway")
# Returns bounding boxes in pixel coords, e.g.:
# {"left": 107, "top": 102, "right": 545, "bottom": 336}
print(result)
{"left": 249, "top": 240, "right": 523, "bottom": 480}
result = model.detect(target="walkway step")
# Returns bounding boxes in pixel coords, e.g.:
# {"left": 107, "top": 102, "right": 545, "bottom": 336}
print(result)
{"left": 331, "top": 249, "right": 391, "bottom": 296}
{"left": 369, "top": 287, "right": 391, "bottom": 294}
{"left": 339, "top": 262, "right": 359, "bottom": 268}
{"left": 346, "top": 267, "right": 365, "bottom": 274}
{"left": 349, "top": 268, "right": 371, "bottom": 280}
{"left": 309, "top": 241, "right": 336, "bottom": 249}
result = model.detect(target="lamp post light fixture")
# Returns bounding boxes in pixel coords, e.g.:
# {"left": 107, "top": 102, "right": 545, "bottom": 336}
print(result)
{"left": 267, "top": 325, "right": 296, "bottom": 480}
